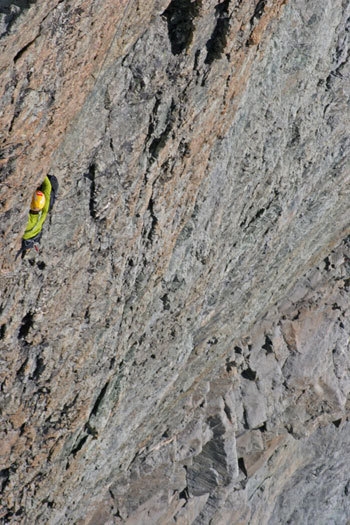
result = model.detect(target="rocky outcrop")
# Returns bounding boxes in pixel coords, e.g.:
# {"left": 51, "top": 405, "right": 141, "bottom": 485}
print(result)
{"left": 88, "top": 238, "right": 350, "bottom": 524}
{"left": 0, "top": 0, "right": 349, "bottom": 523}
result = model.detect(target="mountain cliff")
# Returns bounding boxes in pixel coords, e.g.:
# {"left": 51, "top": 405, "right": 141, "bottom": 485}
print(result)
{"left": 1, "top": 0, "right": 349, "bottom": 523}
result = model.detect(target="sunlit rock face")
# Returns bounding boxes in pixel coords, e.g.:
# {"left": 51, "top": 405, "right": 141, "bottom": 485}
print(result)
{"left": 0, "top": 0, "right": 349, "bottom": 523}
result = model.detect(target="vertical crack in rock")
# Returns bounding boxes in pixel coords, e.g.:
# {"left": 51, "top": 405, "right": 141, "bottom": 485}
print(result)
{"left": 0, "top": 465, "right": 15, "bottom": 492}
{"left": 69, "top": 435, "right": 89, "bottom": 459}
{"left": 146, "top": 196, "right": 158, "bottom": 242}
{"left": 238, "top": 457, "right": 248, "bottom": 477}
{"left": 85, "top": 163, "right": 97, "bottom": 220}
{"left": 250, "top": 0, "right": 267, "bottom": 26}
{"left": 90, "top": 381, "right": 110, "bottom": 418}
{"left": 17, "top": 311, "right": 34, "bottom": 340}
{"left": 0, "top": 323, "right": 6, "bottom": 339}
{"left": 162, "top": 0, "right": 202, "bottom": 55}
{"left": 205, "top": 0, "right": 231, "bottom": 65}
{"left": 30, "top": 356, "right": 45, "bottom": 381}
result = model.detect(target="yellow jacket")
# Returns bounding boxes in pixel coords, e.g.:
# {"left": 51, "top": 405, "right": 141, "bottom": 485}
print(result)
{"left": 23, "top": 176, "right": 52, "bottom": 240}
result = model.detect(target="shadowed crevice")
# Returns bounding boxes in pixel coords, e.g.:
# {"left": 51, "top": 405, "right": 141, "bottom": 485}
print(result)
{"left": 85, "top": 164, "right": 97, "bottom": 220}
{"left": 0, "top": 0, "right": 37, "bottom": 37}
{"left": 163, "top": 0, "right": 201, "bottom": 55}
{"left": 18, "top": 311, "right": 34, "bottom": 340}
{"left": 205, "top": 0, "right": 230, "bottom": 65}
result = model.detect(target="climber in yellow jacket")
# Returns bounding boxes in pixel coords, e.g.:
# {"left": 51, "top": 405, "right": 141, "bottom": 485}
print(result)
{"left": 17, "top": 175, "right": 59, "bottom": 259}
{"left": 23, "top": 176, "right": 52, "bottom": 240}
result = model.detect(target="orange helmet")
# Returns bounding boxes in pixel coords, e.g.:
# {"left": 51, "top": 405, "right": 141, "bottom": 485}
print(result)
{"left": 30, "top": 190, "right": 46, "bottom": 212}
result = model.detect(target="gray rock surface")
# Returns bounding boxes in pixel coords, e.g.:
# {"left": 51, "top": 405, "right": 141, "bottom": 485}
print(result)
{"left": 0, "top": 0, "right": 349, "bottom": 523}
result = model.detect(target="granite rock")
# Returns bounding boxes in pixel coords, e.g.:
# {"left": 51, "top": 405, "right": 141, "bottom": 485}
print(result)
{"left": 0, "top": 0, "right": 349, "bottom": 523}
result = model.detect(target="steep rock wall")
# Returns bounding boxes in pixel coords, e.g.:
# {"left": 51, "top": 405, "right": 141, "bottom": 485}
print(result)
{"left": 0, "top": 0, "right": 349, "bottom": 523}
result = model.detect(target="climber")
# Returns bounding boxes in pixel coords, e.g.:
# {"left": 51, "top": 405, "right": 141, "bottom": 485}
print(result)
{"left": 16, "top": 175, "right": 59, "bottom": 259}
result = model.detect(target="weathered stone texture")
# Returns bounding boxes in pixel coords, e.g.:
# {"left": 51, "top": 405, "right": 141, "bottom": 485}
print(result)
{"left": 0, "top": 0, "right": 349, "bottom": 523}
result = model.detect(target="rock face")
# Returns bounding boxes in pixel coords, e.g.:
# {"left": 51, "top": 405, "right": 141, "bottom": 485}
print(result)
{"left": 0, "top": 0, "right": 349, "bottom": 523}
